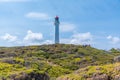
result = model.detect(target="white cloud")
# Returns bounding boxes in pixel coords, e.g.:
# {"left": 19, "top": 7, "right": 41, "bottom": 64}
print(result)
{"left": 60, "top": 23, "right": 76, "bottom": 32}
{"left": 72, "top": 32, "right": 92, "bottom": 41}
{"left": 61, "top": 32, "right": 93, "bottom": 45}
{"left": 0, "top": 0, "right": 30, "bottom": 2}
{"left": 25, "top": 12, "right": 50, "bottom": 20}
{"left": 70, "top": 32, "right": 93, "bottom": 44}
{"left": 107, "top": 35, "right": 120, "bottom": 44}
{"left": 24, "top": 30, "right": 43, "bottom": 42}
{"left": 41, "top": 40, "right": 53, "bottom": 44}
{"left": 23, "top": 40, "right": 54, "bottom": 46}
{"left": 1, "top": 33, "right": 17, "bottom": 42}
{"left": 107, "top": 35, "right": 112, "bottom": 39}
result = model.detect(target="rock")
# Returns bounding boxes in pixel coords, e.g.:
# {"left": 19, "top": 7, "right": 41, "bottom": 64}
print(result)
{"left": 114, "top": 75, "right": 120, "bottom": 80}
{"left": 10, "top": 72, "right": 50, "bottom": 80}
{"left": 114, "top": 56, "right": 120, "bottom": 62}
{"left": 87, "top": 74, "right": 108, "bottom": 80}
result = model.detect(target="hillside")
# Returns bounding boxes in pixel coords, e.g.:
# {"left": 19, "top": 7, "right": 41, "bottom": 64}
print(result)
{"left": 0, "top": 44, "right": 119, "bottom": 80}
{"left": 57, "top": 63, "right": 120, "bottom": 80}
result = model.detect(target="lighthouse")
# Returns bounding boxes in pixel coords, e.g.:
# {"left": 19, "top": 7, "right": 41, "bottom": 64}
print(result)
{"left": 54, "top": 16, "right": 60, "bottom": 44}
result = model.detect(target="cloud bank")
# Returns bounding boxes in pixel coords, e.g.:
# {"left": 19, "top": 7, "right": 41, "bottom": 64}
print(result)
{"left": 0, "top": 30, "right": 120, "bottom": 49}
{"left": 24, "top": 30, "right": 43, "bottom": 42}
{"left": 107, "top": 35, "right": 120, "bottom": 44}
{"left": 25, "top": 12, "right": 50, "bottom": 20}
{"left": 0, "top": 33, "right": 17, "bottom": 42}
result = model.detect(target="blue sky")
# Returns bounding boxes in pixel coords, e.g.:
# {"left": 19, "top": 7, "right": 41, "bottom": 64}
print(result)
{"left": 0, "top": 0, "right": 120, "bottom": 49}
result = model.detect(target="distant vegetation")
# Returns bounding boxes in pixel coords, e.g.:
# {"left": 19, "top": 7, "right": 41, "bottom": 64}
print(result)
{"left": 0, "top": 44, "right": 120, "bottom": 80}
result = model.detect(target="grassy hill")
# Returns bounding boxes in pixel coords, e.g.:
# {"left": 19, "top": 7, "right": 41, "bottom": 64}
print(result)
{"left": 0, "top": 44, "right": 119, "bottom": 80}
{"left": 57, "top": 63, "right": 120, "bottom": 80}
